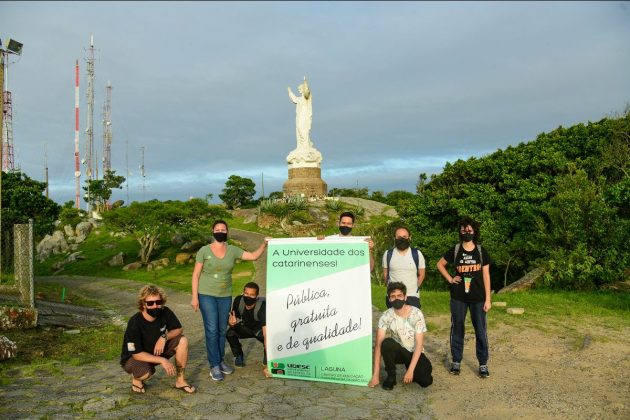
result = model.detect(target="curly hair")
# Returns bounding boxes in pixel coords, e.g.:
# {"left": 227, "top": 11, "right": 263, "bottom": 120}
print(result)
{"left": 386, "top": 281, "right": 407, "bottom": 298}
{"left": 136, "top": 284, "right": 167, "bottom": 311}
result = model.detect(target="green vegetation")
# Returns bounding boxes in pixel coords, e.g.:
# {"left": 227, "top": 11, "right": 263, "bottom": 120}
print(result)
{"left": 35, "top": 226, "right": 255, "bottom": 294}
{"left": 83, "top": 169, "right": 125, "bottom": 212}
{"left": 219, "top": 175, "right": 258, "bottom": 209}
{"left": 398, "top": 112, "right": 630, "bottom": 291}
{"left": 102, "top": 199, "right": 229, "bottom": 264}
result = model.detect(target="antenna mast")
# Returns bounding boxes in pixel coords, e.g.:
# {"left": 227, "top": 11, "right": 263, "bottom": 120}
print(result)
{"left": 44, "top": 144, "right": 49, "bottom": 198}
{"left": 2, "top": 51, "right": 15, "bottom": 172}
{"left": 84, "top": 34, "right": 95, "bottom": 182}
{"left": 102, "top": 81, "right": 112, "bottom": 177}
{"left": 125, "top": 139, "right": 130, "bottom": 204}
{"left": 74, "top": 59, "right": 81, "bottom": 208}
{"left": 139, "top": 145, "right": 146, "bottom": 201}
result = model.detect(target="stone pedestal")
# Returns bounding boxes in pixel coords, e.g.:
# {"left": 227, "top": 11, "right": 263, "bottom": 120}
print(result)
{"left": 283, "top": 166, "right": 327, "bottom": 198}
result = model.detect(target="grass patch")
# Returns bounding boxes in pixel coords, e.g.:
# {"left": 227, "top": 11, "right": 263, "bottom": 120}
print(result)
{"left": 370, "top": 283, "right": 630, "bottom": 337}
{"left": 0, "top": 324, "right": 123, "bottom": 385}
{"left": 35, "top": 281, "right": 104, "bottom": 307}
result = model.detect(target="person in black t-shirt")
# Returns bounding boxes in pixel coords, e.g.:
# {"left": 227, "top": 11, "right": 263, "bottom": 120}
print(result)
{"left": 120, "top": 285, "right": 195, "bottom": 394}
{"left": 226, "top": 282, "right": 267, "bottom": 372}
{"left": 436, "top": 217, "right": 492, "bottom": 379}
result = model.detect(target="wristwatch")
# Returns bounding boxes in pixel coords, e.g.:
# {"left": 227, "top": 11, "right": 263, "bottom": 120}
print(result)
{"left": 161, "top": 332, "right": 167, "bottom": 339}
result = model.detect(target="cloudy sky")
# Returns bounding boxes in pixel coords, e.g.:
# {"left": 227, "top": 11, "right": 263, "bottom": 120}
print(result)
{"left": 2, "top": 1, "right": 629, "bottom": 205}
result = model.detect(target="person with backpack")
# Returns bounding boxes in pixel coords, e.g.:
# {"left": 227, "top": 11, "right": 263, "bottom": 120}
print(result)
{"left": 436, "top": 217, "right": 492, "bottom": 378}
{"left": 382, "top": 227, "right": 425, "bottom": 309}
{"left": 226, "top": 282, "right": 267, "bottom": 371}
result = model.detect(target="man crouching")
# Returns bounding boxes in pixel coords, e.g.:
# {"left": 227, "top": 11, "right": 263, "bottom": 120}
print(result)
{"left": 368, "top": 282, "right": 433, "bottom": 390}
{"left": 120, "top": 285, "right": 196, "bottom": 394}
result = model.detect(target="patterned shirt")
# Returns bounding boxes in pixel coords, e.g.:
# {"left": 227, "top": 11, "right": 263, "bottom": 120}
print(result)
{"left": 377, "top": 306, "right": 427, "bottom": 352}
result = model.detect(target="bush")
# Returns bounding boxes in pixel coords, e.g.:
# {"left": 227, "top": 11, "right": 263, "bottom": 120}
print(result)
{"left": 58, "top": 206, "right": 86, "bottom": 228}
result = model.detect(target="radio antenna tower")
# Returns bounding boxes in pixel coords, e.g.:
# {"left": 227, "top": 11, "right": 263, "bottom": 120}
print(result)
{"left": 139, "top": 145, "right": 146, "bottom": 201}
{"left": 74, "top": 59, "right": 81, "bottom": 208}
{"left": 84, "top": 34, "right": 95, "bottom": 181}
{"left": 44, "top": 144, "right": 49, "bottom": 198}
{"left": 2, "top": 51, "right": 15, "bottom": 172}
{"left": 125, "top": 139, "right": 130, "bottom": 204}
{"left": 102, "top": 81, "right": 112, "bottom": 177}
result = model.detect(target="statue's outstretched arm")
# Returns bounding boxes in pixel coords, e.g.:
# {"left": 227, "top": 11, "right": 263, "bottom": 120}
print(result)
{"left": 288, "top": 87, "right": 298, "bottom": 104}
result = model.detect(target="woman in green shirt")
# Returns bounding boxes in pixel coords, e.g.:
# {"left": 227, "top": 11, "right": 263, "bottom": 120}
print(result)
{"left": 191, "top": 220, "right": 268, "bottom": 381}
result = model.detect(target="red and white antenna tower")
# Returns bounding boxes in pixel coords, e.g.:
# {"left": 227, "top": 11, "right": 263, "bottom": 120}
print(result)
{"left": 2, "top": 50, "right": 15, "bottom": 172}
{"left": 74, "top": 59, "right": 81, "bottom": 209}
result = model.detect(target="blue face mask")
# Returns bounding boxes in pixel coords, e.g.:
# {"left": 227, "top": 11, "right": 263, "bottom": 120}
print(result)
{"left": 339, "top": 226, "right": 352, "bottom": 236}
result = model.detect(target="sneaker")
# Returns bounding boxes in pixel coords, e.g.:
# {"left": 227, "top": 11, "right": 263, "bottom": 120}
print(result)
{"left": 479, "top": 365, "right": 490, "bottom": 378}
{"left": 449, "top": 362, "right": 461, "bottom": 375}
{"left": 210, "top": 366, "right": 224, "bottom": 381}
{"left": 219, "top": 361, "right": 234, "bottom": 375}
{"left": 382, "top": 376, "right": 396, "bottom": 391}
{"left": 234, "top": 355, "right": 245, "bottom": 368}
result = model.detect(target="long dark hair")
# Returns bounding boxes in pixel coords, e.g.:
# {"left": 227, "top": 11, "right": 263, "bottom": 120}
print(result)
{"left": 458, "top": 216, "right": 480, "bottom": 243}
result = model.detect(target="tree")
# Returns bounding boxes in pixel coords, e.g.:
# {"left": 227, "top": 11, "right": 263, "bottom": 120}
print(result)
{"left": 103, "top": 199, "right": 229, "bottom": 264}
{"left": 219, "top": 175, "right": 256, "bottom": 209}
{"left": 1, "top": 171, "right": 60, "bottom": 239}
{"left": 83, "top": 170, "right": 126, "bottom": 212}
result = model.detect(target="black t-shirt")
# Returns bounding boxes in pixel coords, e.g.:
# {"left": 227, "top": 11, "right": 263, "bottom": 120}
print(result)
{"left": 120, "top": 306, "right": 182, "bottom": 365}
{"left": 442, "top": 244, "right": 491, "bottom": 303}
{"left": 232, "top": 295, "right": 266, "bottom": 330}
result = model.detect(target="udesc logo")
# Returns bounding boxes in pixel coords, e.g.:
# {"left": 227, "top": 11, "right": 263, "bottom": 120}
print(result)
{"left": 271, "top": 362, "right": 285, "bottom": 375}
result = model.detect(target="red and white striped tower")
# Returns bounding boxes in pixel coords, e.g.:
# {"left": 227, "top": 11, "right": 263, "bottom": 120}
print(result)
{"left": 74, "top": 59, "right": 81, "bottom": 209}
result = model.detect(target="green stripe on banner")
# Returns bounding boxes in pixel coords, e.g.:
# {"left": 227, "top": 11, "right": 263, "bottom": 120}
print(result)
{"left": 267, "top": 242, "right": 369, "bottom": 289}
{"left": 269, "top": 335, "right": 372, "bottom": 385}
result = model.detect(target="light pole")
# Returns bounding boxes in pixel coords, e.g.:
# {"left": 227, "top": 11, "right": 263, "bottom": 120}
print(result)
{"left": 0, "top": 38, "right": 23, "bottom": 280}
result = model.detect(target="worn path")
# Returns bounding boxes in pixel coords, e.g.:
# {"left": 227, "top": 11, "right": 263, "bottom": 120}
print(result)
{"left": 0, "top": 275, "right": 435, "bottom": 419}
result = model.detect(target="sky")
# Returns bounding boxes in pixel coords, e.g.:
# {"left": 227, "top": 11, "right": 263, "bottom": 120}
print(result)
{"left": 1, "top": 1, "right": 629, "bottom": 205}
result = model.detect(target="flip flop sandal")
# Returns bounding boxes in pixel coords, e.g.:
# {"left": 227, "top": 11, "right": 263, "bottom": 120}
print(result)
{"left": 175, "top": 384, "right": 196, "bottom": 394}
{"left": 131, "top": 383, "right": 145, "bottom": 394}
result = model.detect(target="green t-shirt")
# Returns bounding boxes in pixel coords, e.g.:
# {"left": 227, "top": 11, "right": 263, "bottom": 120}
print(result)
{"left": 195, "top": 244, "right": 245, "bottom": 297}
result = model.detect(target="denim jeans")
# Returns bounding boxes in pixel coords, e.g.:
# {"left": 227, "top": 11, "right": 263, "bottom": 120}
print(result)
{"left": 198, "top": 294, "right": 232, "bottom": 367}
{"left": 449, "top": 298, "right": 489, "bottom": 365}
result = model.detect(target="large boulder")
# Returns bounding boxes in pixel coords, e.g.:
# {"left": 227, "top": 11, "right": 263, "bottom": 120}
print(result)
{"left": 111, "top": 200, "right": 124, "bottom": 209}
{"left": 0, "top": 336, "right": 17, "bottom": 361}
{"left": 75, "top": 221, "right": 93, "bottom": 237}
{"left": 175, "top": 253, "right": 192, "bottom": 265}
{"left": 181, "top": 240, "right": 205, "bottom": 253}
{"left": 36, "top": 231, "right": 70, "bottom": 261}
{"left": 123, "top": 262, "right": 143, "bottom": 271}
{"left": 63, "top": 225, "right": 75, "bottom": 237}
{"left": 73, "top": 234, "right": 87, "bottom": 244}
{"left": 171, "top": 233, "right": 186, "bottom": 246}
{"left": 147, "top": 258, "right": 170, "bottom": 271}
{"left": 108, "top": 252, "right": 125, "bottom": 267}
{"left": 52, "top": 251, "right": 85, "bottom": 270}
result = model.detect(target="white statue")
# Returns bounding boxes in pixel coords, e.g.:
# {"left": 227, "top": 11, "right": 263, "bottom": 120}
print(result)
{"left": 287, "top": 77, "right": 322, "bottom": 166}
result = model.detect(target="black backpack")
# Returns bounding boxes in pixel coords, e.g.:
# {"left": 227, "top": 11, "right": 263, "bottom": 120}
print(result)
{"left": 237, "top": 295, "right": 266, "bottom": 322}
{"left": 385, "top": 247, "right": 421, "bottom": 283}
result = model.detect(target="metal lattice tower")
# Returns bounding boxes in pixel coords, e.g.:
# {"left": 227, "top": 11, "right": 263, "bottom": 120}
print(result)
{"left": 84, "top": 35, "right": 95, "bottom": 181}
{"left": 2, "top": 89, "right": 15, "bottom": 172}
{"left": 102, "top": 81, "right": 112, "bottom": 176}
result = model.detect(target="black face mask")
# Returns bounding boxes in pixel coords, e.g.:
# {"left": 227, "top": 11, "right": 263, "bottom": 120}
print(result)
{"left": 391, "top": 299, "right": 405, "bottom": 310}
{"left": 339, "top": 226, "right": 352, "bottom": 236}
{"left": 146, "top": 307, "right": 164, "bottom": 318}
{"left": 213, "top": 232, "right": 228, "bottom": 243}
{"left": 243, "top": 296, "right": 257, "bottom": 306}
{"left": 460, "top": 232, "right": 474, "bottom": 242}
{"left": 395, "top": 238, "right": 410, "bottom": 250}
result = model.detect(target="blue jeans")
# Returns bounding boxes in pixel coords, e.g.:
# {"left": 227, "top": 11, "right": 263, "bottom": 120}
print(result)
{"left": 199, "top": 294, "right": 232, "bottom": 367}
{"left": 450, "top": 298, "right": 489, "bottom": 365}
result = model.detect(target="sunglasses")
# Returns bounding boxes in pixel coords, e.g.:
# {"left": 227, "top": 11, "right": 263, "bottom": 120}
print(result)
{"left": 145, "top": 299, "right": 163, "bottom": 307}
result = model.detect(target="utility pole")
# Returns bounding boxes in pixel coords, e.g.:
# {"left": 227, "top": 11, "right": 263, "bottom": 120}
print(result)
{"left": 44, "top": 144, "right": 49, "bottom": 198}
{"left": 125, "top": 139, "right": 130, "bottom": 204}
{"left": 74, "top": 59, "right": 81, "bottom": 209}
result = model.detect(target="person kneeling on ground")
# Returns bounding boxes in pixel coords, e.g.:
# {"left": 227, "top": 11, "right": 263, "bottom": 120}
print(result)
{"left": 120, "top": 285, "right": 195, "bottom": 394}
{"left": 368, "top": 282, "right": 433, "bottom": 390}
{"left": 227, "top": 282, "right": 268, "bottom": 375}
